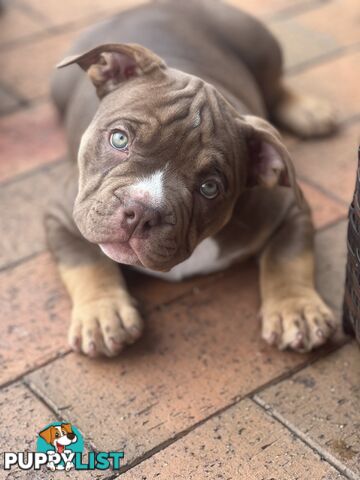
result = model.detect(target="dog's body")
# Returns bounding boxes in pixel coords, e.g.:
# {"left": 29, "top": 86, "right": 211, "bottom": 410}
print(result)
{"left": 47, "top": 0, "right": 337, "bottom": 357}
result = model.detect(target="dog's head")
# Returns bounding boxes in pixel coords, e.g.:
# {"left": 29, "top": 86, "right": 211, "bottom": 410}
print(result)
{"left": 58, "top": 43, "right": 301, "bottom": 271}
{"left": 39, "top": 423, "right": 77, "bottom": 453}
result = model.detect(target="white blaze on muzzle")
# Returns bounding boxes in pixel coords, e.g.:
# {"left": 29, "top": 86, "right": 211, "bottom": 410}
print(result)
{"left": 129, "top": 170, "right": 165, "bottom": 206}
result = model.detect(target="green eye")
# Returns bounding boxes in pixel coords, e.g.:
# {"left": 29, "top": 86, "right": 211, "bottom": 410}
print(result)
{"left": 110, "top": 131, "right": 129, "bottom": 150}
{"left": 200, "top": 180, "right": 219, "bottom": 199}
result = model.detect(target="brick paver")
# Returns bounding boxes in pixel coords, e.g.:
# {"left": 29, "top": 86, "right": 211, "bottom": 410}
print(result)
{"left": 0, "top": 2, "right": 46, "bottom": 47}
{"left": 293, "top": 0, "right": 360, "bottom": 47}
{"left": 299, "top": 180, "right": 347, "bottom": 230}
{"left": 224, "top": 0, "right": 316, "bottom": 18}
{"left": 0, "top": 161, "right": 68, "bottom": 269}
{"left": 121, "top": 398, "right": 345, "bottom": 480}
{"left": 0, "top": 383, "right": 105, "bottom": 479}
{"left": 292, "top": 122, "right": 360, "bottom": 205}
{"left": 286, "top": 49, "right": 360, "bottom": 122}
{"left": 0, "top": 102, "right": 66, "bottom": 183}
{"left": 315, "top": 220, "right": 347, "bottom": 314}
{"left": 20, "top": 0, "right": 149, "bottom": 28}
{"left": 0, "top": 253, "right": 70, "bottom": 387}
{"left": 0, "top": 85, "right": 21, "bottom": 115}
{"left": 0, "top": 29, "right": 83, "bottom": 101}
{"left": 256, "top": 343, "right": 360, "bottom": 479}
{"left": 1, "top": 0, "right": 359, "bottom": 478}
{"left": 270, "top": 0, "right": 360, "bottom": 70}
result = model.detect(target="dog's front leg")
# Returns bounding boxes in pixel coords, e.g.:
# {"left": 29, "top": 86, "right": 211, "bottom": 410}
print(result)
{"left": 45, "top": 202, "right": 143, "bottom": 358}
{"left": 259, "top": 205, "right": 336, "bottom": 352}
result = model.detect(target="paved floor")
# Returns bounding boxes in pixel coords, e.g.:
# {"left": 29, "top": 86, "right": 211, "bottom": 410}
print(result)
{"left": 0, "top": 0, "right": 359, "bottom": 478}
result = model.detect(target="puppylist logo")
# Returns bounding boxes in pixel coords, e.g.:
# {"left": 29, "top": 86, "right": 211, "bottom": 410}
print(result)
{"left": 3, "top": 422, "right": 124, "bottom": 472}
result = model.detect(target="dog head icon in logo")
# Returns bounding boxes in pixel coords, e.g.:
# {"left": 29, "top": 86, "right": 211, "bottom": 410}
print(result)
{"left": 37, "top": 422, "right": 84, "bottom": 471}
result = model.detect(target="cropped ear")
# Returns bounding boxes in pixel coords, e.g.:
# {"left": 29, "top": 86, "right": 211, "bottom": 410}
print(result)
{"left": 238, "top": 115, "right": 304, "bottom": 206}
{"left": 57, "top": 43, "right": 166, "bottom": 98}
{"left": 39, "top": 426, "right": 55, "bottom": 445}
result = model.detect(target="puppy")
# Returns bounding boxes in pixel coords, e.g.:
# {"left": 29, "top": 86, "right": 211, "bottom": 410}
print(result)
{"left": 39, "top": 423, "right": 77, "bottom": 471}
{"left": 46, "top": 0, "right": 337, "bottom": 357}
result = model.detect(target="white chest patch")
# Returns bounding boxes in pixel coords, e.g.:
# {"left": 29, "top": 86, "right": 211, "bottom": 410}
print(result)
{"left": 130, "top": 170, "right": 164, "bottom": 206}
{"left": 133, "top": 237, "right": 248, "bottom": 282}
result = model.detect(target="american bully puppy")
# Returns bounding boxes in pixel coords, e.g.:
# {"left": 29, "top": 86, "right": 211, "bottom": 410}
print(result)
{"left": 46, "top": 0, "right": 337, "bottom": 358}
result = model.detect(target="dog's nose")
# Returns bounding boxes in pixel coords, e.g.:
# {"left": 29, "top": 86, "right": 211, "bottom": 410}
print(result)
{"left": 67, "top": 432, "right": 75, "bottom": 440}
{"left": 120, "top": 203, "right": 161, "bottom": 238}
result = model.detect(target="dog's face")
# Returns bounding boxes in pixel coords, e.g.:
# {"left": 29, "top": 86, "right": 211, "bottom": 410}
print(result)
{"left": 39, "top": 423, "right": 77, "bottom": 453}
{"left": 59, "top": 44, "right": 299, "bottom": 271}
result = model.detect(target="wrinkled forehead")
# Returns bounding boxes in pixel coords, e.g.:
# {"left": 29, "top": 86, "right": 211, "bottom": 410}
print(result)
{"left": 98, "top": 71, "right": 237, "bottom": 155}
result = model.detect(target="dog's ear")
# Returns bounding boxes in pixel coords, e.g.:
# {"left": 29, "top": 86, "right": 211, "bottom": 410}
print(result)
{"left": 61, "top": 423, "right": 72, "bottom": 434}
{"left": 57, "top": 43, "right": 166, "bottom": 98}
{"left": 39, "top": 426, "right": 55, "bottom": 445}
{"left": 238, "top": 115, "right": 303, "bottom": 206}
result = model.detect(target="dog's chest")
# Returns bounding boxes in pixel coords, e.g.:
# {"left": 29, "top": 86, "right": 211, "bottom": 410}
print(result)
{"left": 134, "top": 237, "right": 248, "bottom": 282}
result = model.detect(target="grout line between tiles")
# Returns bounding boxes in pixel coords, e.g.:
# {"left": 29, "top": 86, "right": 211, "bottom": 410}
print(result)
{"left": 21, "top": 340, "right": 349, "bottom": 476}
{"left": 22, "top": 378, "right": 97, "bottom": 460}
{"left": 252, "top": 394, "right": 358, "bottom": 480}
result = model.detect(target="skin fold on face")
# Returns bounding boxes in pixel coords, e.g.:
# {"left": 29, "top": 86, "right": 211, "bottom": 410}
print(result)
{"left": 73, "top": 69, "right": 246, "bottom": 271}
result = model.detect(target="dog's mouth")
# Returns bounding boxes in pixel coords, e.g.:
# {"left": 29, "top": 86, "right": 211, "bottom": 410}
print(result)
{"left": 99, "top": 241, "right": 140, "bottom": 265}
{"left": 99, "top": 238, "right": 181, "bottom": 271}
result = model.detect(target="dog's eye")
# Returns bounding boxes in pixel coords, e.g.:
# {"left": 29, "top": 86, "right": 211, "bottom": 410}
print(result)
{"left": 55, "top": 432, "right": 60, "bottom": 437}
{"left": 200, "top": 180, "right": 219, "bottom": 199}
{"left": 110, "top": 130, "right": 129, "bottom": 150}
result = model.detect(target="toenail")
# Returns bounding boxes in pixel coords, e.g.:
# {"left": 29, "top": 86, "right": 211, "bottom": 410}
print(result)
{"left": 110, "top": 337, "right": 123, "bottom": 349}
{"left": 88, "top": 342, "right": 96, "bottom": 356}
{"left": 269, "top": 332, "right": 278, "bottom": 345}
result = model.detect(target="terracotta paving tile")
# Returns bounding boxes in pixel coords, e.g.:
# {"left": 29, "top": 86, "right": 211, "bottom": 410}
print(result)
{"left": 299, "top": 180, "right": 347, "bottom": 230}
{"left": 256, "top": 342, "right": 360, "bottom": 479}
{"left": 270, "top": 19, "right": 340, "bottom": 70}
{"left": 0, "top": 161, "right": 69, "bottom": 269}
{"left": 126, "top": 263, "right": 241, "bottom": 313}
{"left": 0, "top": 85, "right": 21, "bottom": 114}
{"left": 286, "top": 49, "right": 360, "bottom": 123}
{"left": 0, "top": 102, "right": 66, "bottom": 183}
{"left": 224, "top": 0, "right": 314, "bottom": 18}
{"left": 270, "top": 0, "right": 360, "bottom": 70}
{"left": 20, "top": 0, "right": 148, "bottom": 28}
{"left": 0, "top": 383, "right": 54, "bottom": 452}
{"left": 296, "top": 0, "right": 360, "bottom": 47}
{"left": 315, "top": 220, "right": 347, "bottom": 314}
{"left": 0, "top": 383, "right": 105, "bottom": 479}
{"left": 0, "top": 2, "right": 46, "bottom": 47}
{"left": 121, "top": 399, "right": 345, "bottom": 480}
{"left": 0, "top": 29, "right": 81, "bottom": 100}
{"left": 291, "top": 122, "right": 360, "bottom": 205}
{"left": 26, "top": 261, "right": 327, "bottom": 462}
{"left": 0, "top": 253, "right": 70, "bottom": 386}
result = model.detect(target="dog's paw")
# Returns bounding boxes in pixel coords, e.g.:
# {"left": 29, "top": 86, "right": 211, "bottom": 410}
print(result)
{"left": 261, "top": 292, "right": 337, "bottom": 352}
{"left": 47, "top": 461, "right": 56, "bottom": 471}
{"left": 274, "top": 90, "right": 338, "bottom": 138}
{"left": 68, "top": 294, "right": 144, "bottom": 358}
